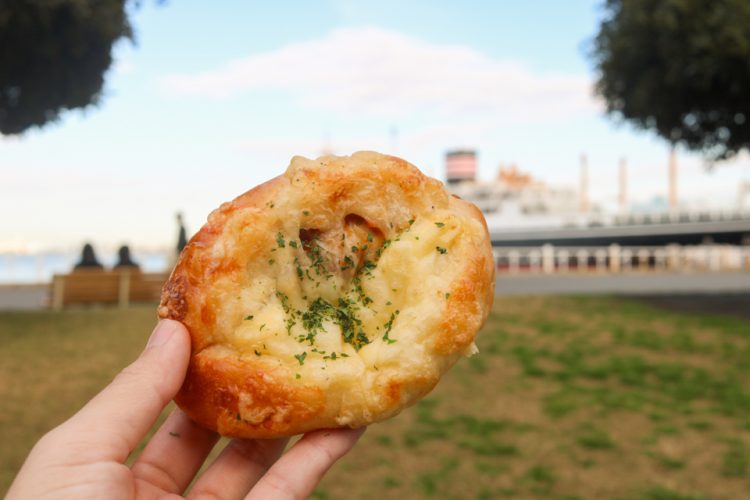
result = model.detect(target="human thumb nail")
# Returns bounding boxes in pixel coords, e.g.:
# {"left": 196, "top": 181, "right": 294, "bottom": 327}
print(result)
{"left": 147, "top": 320, "right": 179, "bottom": 348}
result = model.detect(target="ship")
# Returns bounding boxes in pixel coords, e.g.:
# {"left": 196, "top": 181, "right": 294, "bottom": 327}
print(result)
{"left": 444, "top": 150, "right": 750, "bottom": 248}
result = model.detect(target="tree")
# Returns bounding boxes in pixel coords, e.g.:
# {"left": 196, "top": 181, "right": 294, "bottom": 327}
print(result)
{"left": 590, "top": 0, "right": 750, "bottom": 162}
{"left": 0, "top": 0, "right": 136, "bottom": 136}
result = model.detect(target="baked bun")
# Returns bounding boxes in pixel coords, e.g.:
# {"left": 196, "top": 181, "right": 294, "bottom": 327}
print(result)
{"left": 158, "top": 151, "right": 495, "bottom": 438}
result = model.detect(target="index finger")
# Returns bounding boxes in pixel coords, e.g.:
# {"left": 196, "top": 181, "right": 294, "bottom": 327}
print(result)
{"left": 51, "top": 320, "right": 191, "bottom": 463}
{"left": 245, "top": 427, "right": 366, "bottom": 500}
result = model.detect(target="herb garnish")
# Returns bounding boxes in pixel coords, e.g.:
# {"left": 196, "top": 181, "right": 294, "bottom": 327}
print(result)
{"left": 245, "top": 315, "right": 253, "bottom": 320}
{"left": 255, "top": 226, "right": 402, "bottom": 355}
{"left": 295, "top": 352, "right": 307, "bottom": 365}
{"left": 276, "top": 291, "right": 292, "bottom": 314}
{"left": 382, "top": 313, "right": 397, "bottom": 344}
{"left": 436, "top": 247, "right": 448, "bottom": 254}
{"left": 302, "top": 235, "right": 328, "bottom": 276}
{"left": 286, "top": 317, "right": 297, "bottom": 335}
{"left": 435, "top": 222, "right": 445, "bottom": 227}
{"left": 342, "top": 255, "right": 356, "bottom": 271}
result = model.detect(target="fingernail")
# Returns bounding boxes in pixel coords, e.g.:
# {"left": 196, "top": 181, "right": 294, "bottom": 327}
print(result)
{"left": 148, "top": 320, "right": 178, "bottom": 348}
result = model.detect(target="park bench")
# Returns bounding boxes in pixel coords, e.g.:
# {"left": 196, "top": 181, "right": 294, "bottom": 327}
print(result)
{"left": 50, "top": 269, "right": 170, "bottom": 311}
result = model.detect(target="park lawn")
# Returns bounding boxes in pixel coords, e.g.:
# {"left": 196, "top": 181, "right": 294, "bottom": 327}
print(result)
{"left": 1, "top": 297, "right": 750, "bottom": 499}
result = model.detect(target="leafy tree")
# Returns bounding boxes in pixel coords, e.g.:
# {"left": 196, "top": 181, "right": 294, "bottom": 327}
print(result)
{"left": 0, "top": 0, "right": 137, "bottom": 135}
{"left": 590, "top": 0, "right": 750, "bottom": 162}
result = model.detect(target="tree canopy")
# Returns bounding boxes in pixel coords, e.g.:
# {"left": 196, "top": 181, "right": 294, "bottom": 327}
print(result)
{"left": 590, "top": 0, "right": 750, "bottom": 162}
{"left": 0, "top": 0, "right": 134, "bottom": 135}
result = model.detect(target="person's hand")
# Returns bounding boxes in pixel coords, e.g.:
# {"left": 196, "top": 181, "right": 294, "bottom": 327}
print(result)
{"left": 6, "top": 320, "right": 366, "bottom": 500}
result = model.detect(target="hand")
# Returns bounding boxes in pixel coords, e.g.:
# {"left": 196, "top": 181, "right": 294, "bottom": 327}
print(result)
{"left": 6, "top": 320, "right": 365, "bottom": 500}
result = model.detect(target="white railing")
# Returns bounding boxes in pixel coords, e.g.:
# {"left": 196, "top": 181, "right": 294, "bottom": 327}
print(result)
{"left": 5, "top": 245, "right": 745, "bottom": 284}
{"left": 614, "top": 209, "right": 750, "bottom": 226}
{"left": 493, "top": 244, "right": 750, "bottom": 274}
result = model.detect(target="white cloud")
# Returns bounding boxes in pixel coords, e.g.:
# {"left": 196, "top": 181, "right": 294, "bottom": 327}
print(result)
{"left": 231, "top": 121, "right": 500, "bottom": 170}
{"left": 160, "top": 27, "right": 599, "bottom": 120}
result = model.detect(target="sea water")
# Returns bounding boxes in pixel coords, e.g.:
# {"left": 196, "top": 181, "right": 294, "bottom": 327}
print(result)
{"left": 0, "top": 252, "right": 170, "bottom": 284}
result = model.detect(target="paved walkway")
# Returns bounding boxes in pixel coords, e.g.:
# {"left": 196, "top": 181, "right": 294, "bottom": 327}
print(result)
{"left": 0, "top": 285, "right": 48, "bottom": 311}
{"left": 629, "top": 294, "right": 750, "bottom": 320}
{"left": 495, "top": 271, "right": 750, "bottom": 296}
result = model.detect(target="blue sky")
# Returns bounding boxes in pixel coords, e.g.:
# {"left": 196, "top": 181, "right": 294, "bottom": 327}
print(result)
{"left": 2, "top": 0, "right": 749, "bottom": 251}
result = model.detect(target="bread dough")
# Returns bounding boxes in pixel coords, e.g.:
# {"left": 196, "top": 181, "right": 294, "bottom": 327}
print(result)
{"left": 158, "top": 151, "right": 495, "bottom": 438}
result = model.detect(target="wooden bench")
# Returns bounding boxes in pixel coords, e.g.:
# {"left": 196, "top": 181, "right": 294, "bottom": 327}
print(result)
{"left": 51, "top": 269, "right": 170, "bottom": 311}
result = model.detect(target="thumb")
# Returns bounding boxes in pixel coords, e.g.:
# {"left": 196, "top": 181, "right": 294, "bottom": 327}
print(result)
{"left": 55, "top": 319, "right": 192, "bottom": 463}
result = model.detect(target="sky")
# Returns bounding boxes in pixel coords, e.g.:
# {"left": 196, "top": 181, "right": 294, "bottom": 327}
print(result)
{"left": 2, "top": 0, "right": 749, "bottom": 252}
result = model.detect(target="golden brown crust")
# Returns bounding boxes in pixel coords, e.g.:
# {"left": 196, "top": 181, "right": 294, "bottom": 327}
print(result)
{"left": 158, "top": 151, "right": 495, "bottom": 438}
{"left": 175, "top": 347, "right": 326, "bottom": 438}
{"left": 157, "top": 276, "right": 189, "bottom": 321}
{"left": 434, "top": 197, "right": 496, "bottom": 355}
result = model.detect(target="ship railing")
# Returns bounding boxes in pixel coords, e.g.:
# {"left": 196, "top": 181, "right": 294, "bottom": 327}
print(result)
{"left": 613, "top": 209, "right": 750, "bottom": 226}
{"left": 493, "top": 244, "right": 750, "bottom": 274}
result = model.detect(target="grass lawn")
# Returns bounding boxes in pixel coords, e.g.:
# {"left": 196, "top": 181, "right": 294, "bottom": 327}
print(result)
{"left": 2, "top": 297, "right": 750, "bottom": 499}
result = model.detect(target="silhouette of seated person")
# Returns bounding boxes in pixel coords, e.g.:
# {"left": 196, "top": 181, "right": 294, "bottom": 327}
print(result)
{"left": 73, "top": 243, "right": 104, "bottom": 271}
{"left": 114, "top": 245, "right": 141, "bottom": 271}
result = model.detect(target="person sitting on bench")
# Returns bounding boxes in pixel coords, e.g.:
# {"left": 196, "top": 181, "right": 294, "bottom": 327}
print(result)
{"left": 73, "top": 243, "right": 104, "bottom": 271}
{"left": 114, "top": 245, "right": 140, "bottom": 271}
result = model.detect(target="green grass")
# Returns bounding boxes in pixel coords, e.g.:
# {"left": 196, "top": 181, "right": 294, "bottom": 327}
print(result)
{"left": 613, "top": 488, "right": 707, "bottom": 500}
{"left": 2, "top": 297, "right": 750, "bottom": 499}
{"left": 720, "top": 438, "right": 749, "bottom": 477}
{"left": 577, "top": 429, "right": 615, "bottom": 449}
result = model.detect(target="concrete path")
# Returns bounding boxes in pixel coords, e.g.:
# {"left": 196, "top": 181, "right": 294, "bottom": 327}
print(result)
{"left": 0, "top": 285, "right": 48, "bottom": 311}
{"left": 629, "top": 294, "right": 750, "bottom": 320}
{"left": 495, "top": 271, "right": 750, "bottom": 296}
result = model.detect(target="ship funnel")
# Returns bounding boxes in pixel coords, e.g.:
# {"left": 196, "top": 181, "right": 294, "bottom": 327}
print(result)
{"left": 669, "top": 148, "right": 678, "bottom": 211}
{"left": 580, "top": 154, "right": 589, "bottom": 213}
{"left": 446, "top": 150, "right": 476, "bottom": 184}
{"left": 619, "top": 157, "right": 627, "bottom": 214}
